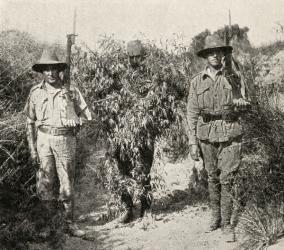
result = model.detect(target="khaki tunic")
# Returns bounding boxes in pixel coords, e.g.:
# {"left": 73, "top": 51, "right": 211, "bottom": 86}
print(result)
{"left": 187, "top": 68, "right": 243, "bottom": 145}
{"left": 24, "top": 81, "right": 91, "bottom": 203}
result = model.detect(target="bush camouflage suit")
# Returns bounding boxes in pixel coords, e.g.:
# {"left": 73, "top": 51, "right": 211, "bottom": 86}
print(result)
{"left": 114, "top": 40, "right": 154, "bottom": 223}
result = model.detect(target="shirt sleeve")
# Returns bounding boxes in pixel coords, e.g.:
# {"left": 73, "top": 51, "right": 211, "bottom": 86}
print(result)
{"left": 73, "top": 87, "right": 92, "bottom": 121}
{"left": 186, "top": 77, "right": 200, "bottom": 145}
{"left": 24, "top": 91, "right": 36, "bottom": 123}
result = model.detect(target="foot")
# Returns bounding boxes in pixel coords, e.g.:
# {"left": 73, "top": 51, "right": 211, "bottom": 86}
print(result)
{"left": 118, "top": 209, "right": 134, "bottom": 224}
{"left": 222, "top": 225, "right": 236, "bottom": 242}
{"left": 66, "top": 223, "right": 86, "bottom": 238}
{"left": 207, "top": 217, "right": 221, "bottom": 232}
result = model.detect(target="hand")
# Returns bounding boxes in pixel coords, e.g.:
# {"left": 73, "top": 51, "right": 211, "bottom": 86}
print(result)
{"left": 63, "top": 119, "right": 80, "bottom": 127}
{"left": 30, "top": 150, "right": 39, "bottom": 166}
{"left": 233, "top": 98, "right": 251, "bottom": 111}
{"left": 189, "top": 144, "right": 200, "bottom": 161}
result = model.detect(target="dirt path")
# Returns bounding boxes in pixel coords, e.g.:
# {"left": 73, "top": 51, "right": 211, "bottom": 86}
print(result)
{"left": 29, "top": 156, "right": 284, "bottom": 250}
{"left": 83, "top": 205, "right": 239, "bottom": 250}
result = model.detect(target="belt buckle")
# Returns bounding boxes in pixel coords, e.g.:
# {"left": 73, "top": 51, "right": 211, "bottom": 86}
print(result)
{"left": 202, "top": 114, "right": 211, "bottom": 123}
{"left": 50, "top": 127, "right": 58, "bottom": 136}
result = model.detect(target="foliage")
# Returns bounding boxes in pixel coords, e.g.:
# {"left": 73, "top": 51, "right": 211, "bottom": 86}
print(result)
{"left": 0, "top": 30, "right": 67, "bottom": 249}
{"left": 0, "top": 30, "right": 42, "bottom": 114}
{"left": 232, "top": 46, "right": 284, "bottom": 249}
{"left": 71, "top": 36, "right": 192, "bottom": 205}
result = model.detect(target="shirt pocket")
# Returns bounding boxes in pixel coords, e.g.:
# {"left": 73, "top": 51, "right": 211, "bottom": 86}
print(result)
{"left": 196, "top": 84, "right": 210, "bottom": 109}
{"left": 35, "top": 96, "right": 48, "bottom": 121}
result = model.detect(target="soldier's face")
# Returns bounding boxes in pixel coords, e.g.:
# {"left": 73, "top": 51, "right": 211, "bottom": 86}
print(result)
{"left": 129, "top": 55, "right": 143, "bottom": 69}
{"left": 42, "top": 65, "right": 61, "bottom": 85}
{"left": 206, "top": 49, "right": 224, "bottom": 68}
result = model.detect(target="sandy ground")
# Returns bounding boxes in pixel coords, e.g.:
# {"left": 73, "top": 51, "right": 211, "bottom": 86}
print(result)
{"left": 29, "top": 156, "right": 284, "bottom": 250}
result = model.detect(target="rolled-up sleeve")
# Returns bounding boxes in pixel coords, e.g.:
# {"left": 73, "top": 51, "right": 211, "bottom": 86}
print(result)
{"left": 186, "top": 77, "right": 200, "bottom": 145}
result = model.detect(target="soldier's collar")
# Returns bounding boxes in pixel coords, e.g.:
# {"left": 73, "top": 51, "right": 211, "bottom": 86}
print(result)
{"left": 201, "top": 66, "right": 223, "bottom": 79}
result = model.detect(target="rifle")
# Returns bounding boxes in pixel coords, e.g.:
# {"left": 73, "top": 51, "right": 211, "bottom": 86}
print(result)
{"left": 65, "top": 8, "right": 77, "bottom": 89}
{"left": 224, "top": 10, "right": 252, "bottom": 102}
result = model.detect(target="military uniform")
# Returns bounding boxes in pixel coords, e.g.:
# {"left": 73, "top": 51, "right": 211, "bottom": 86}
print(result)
{"left": 24, "top": 49, "right": 91, "bottom": 237}
{"left": 25, "top": 82, "right": 91, "bottom": 213}
{"left": 187, "top": 35, "right": 249, "bottom": 240}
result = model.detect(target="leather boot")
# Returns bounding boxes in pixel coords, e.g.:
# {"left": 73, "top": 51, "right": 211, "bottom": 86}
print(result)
{"left": 208, "top": 180, "right": 221, "bottom": 231}
{"left": 62, "top": 200, "right": 86, "bottom": 237}
{"left": 221, "top": 184, "right": 233, "bottom": 226}
{"left": 222, "top": 224, "right": 236, "bottom": 242}
{"left": 38, "top": 200, "right": 55, "bottom": 239}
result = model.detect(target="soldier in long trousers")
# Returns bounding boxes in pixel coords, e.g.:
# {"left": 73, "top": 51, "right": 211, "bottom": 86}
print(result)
{"left": 24, "top": 49, "right": 92, "bottom": 237}
{"left": 186, "top": 34, "right": 250, "bottom": 242}
{"left": 115, "top": 40, "right": 154, "bottom": 224}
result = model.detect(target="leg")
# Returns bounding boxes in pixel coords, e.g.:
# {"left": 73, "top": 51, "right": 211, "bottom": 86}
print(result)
{"left": 219, "top": 141, "right": 241, "bottom": 227}
{"left": 36, "top": 131, "right": 57, "bottom": 238}
{"left": 52, "top": 135, "right": 76, "bottom": 222}
{"left": 218, "top": 140, "right": 241, "bottom": 242}
{"left": 115, "top": 148, "right": 134, "bottom": 223}
{"left": 36, "top": 131, "right": 57, "bottom": 201}
{"left": 139, "top": 144, "right": 154, "bottom": 217}
{"left": 199, "top": 140, "right": 221, "bottom": 231}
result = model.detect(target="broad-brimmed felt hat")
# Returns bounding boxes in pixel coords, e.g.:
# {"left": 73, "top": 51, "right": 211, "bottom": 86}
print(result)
{"left": 32, "top": 49, "right": 68, "bottom": 73}
{"left": 197, "top": 34, "right": 233, "bottom": 58}
{"left": 127, "top": 40, "right": 145, "bottom": 56}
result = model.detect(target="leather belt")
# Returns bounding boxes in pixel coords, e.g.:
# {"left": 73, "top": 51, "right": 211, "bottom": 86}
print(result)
{"left": 38, "top": 126, "right": 75, "bottom": 136}
{"left": 200, "top": 112, "right": 239, "bottom": 123}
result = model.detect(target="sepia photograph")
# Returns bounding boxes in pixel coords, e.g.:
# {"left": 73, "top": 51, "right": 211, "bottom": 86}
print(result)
{"left": 1, "top": 0, "right": 284, "bottom": 249}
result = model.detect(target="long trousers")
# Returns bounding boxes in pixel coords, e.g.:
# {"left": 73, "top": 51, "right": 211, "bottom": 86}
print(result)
{"left": 199, "top": 139, "right": 241, "bottom": 225}
{"left": 36, "top": 130, "right": 76, "bottom": 220}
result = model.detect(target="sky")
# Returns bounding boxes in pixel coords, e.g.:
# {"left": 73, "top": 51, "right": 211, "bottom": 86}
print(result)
{"left": 1, "top": 0, "right": 284, "bottom": 48}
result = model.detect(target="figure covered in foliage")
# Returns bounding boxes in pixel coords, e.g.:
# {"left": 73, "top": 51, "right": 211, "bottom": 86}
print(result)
{"left": 24, "top": 49, "right": 92, "bottom": 237}
{"left": 187, "top": 34, "right": 250, "bottom": 241}
{"left": 114, "top": 40, "right": 155, "bottom": 223}
{"left": 72, "top": 37, "right": 188, "bottom": 225}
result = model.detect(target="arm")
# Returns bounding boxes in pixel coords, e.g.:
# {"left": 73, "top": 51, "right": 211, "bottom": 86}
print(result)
{"left": 186, "top": 78, "right": 200, "bottom": 160}
{"left": 24, "top": 92, "right": 38, "bottom": 164}
{"left": 26, "top": 118, "right": 38, "bottom": 163}
{"left": 187, "top": 78, "right": 199, "bottom": 145}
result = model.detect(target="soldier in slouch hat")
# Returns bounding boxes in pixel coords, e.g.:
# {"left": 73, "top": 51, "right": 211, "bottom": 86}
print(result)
{"left": 187, "top": 34, "right": 250, "bottom": 242}
{"left": 24, "top": 48, "right": 92, "bottom": 237}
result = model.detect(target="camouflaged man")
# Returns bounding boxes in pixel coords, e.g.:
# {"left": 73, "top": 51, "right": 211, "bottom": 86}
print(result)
{"left": 114, "top": 40, "right": 154, "bottom": 224}
{"left": 187, "top": 34, "right": 250, "bottom": 242}
{"left": 24, "top": 49, "right": 92, "bottom": 237}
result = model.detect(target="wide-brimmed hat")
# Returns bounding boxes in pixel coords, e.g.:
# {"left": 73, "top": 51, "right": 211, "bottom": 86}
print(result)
{"left": 127, "top": 40, "right": 145, "bottom": 56}
{"left": 197, "top": 34, "right": 233, "bottom": 58}
{"left": 32, "top": 49, "right": 68, "bottom": 72}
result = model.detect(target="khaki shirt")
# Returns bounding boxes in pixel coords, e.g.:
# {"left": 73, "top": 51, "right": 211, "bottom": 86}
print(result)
{"left": 24, "top": 81, "right": 92, "bottom": 127}
{"left": 186, "top": 67, "right": 244, "bottom": 144}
